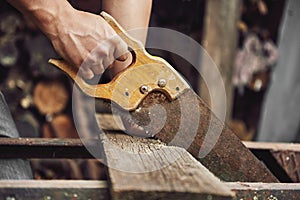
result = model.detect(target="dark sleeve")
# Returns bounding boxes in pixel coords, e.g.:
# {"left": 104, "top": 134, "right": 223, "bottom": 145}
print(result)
{"left": 0, "top": 92, "right": 33, "bottom": 179}
{"left": 0, "top": 92, "right": 19, "bottom": 138}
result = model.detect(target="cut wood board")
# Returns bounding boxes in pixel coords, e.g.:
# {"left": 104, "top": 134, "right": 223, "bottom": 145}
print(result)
{"left": 100, "top": 132, "right": 234, "bottom": 200}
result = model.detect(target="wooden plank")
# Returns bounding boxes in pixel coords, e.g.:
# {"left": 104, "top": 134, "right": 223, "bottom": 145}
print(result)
{"left": 101, "top": 132, "right": 234, "bottom": 200}
{"left": 226, "top": 182, "right": 300, "bottom": 200}
{"left": 2, "top": 180, "right": 300, "bottom": 200}
{"left": 95, "top": 114, "right": 298, "bottom": 182}
{"left": 0, "top": 180, "right": 108, "bottom": 200}
{"left": 244, "top": 141, "right": 300, "bottom": 152}
{"left": 96, "top": 114, "right": 125, "bottom": 131}
{"left": 0, "top": 138, "right": 100, "bottom": 158}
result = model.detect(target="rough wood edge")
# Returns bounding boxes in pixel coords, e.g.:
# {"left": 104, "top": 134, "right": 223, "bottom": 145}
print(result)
{"left": 101, "top": 133, "right": 235, "bottom": 200}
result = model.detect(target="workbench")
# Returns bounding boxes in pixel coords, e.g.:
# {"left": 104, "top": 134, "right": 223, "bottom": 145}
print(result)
{"left": 1, "top": 115, "right": 300, "bottom": 199}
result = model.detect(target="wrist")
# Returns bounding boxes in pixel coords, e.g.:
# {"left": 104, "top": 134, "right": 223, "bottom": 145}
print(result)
{"left": 12, "top": 0, "right": 74, "bottom": 40}
{"left": 36, "top": 2, "right": 74, "bottom": 39}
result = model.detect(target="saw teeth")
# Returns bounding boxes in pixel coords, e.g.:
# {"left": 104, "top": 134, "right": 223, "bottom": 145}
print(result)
{"left": 111, "top": 106, "right": 147, "bottom": 134}
{"left": 100, "top": 91, "right": 168, "bottom": 137}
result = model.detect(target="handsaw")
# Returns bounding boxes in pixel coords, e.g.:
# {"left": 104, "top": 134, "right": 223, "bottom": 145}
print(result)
{"left": 49, "top": 11, "right": 277, "bottom": 182}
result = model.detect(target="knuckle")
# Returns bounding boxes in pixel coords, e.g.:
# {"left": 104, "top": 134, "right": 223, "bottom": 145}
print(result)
{"left": 79, "top": 67, "right": 94, "bottom": 79}
{"left": 92, "top": 65, "right": 105, "bottom": 74}
{"left": 97, "top": 46, "right": 110, "bottom": 57}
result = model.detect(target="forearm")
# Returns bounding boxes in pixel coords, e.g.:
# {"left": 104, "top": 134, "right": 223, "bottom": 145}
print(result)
{"left": 7, "top": 0, "right": 151, "bottom": 79}
{"left": 7, "top": 0, "right": 73, "bottom": 39}
{"left": 102, "top": 0, "right": 152, "bottom": 44}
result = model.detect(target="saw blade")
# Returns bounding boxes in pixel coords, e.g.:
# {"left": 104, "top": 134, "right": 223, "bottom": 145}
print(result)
{"left": 108, "top": 89, "right": 278, "bottom": 183}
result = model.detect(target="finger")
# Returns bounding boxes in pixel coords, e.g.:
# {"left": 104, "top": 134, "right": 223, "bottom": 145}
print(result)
{"left": 102, "top": 49, "right": 115, "bottom": 69}
{"left": 91, "top": 62, "right": 105, "bottom": 74}
{"left": 79, "top": 67, "right": 94, "bottom": 80}
{"left": 113, "top": 36, "right": 129, "bottom": 60}
{"left": 116, "top": 53, "right": 128, "bottom": 62}
{"left": 91, "top": 42, "right": 115, "bottom": 71}
{"left": 82, "top": 48, "right": 106, "bottom": 75}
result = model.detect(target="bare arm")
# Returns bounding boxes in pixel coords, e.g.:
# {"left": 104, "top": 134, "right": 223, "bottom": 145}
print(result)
{"left": 103, "top": 0, "right": 152, "bottom": 44}
{"left": 7, "top": 0, "right": 152, "bottom": 79}
{"left": 102, "top": 0, "right": 152, "bottom": 76}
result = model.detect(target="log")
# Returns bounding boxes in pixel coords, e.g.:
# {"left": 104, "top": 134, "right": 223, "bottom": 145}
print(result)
{"left": 33, "top": 79, "right": 69, "bottom": 115}
{"left": 42, "top": 114, "right": 78, "bottom": 138}
{"left": 101, "top": 133, "right": 234, "bottom": 200}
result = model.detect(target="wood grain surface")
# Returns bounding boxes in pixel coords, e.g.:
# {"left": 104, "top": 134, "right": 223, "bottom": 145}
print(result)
{"left": 101, "top": 132, "right": 234, "bottom": 200}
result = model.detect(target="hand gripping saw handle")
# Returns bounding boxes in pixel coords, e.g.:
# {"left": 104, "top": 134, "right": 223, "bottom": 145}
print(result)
{"left": 49, "top": 11, "right": 190, "bottom": 111}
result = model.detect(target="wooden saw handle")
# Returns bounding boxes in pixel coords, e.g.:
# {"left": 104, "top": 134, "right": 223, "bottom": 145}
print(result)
{"left": 49, "top": 12, "right": 189, "bottom": 111}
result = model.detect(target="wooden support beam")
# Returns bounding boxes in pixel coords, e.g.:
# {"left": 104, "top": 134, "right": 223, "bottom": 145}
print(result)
{"left": 244, "top": 141, "right": 300, "bottom": 152}
{"left": 0, "top": 138, "right": 100, "bottom": 159}
{"left": 2, "top": 181, "right": 300, "bottom": 200}
{"left": 227, "top": 182, "right": 300, "bottom": 200}
{"left": 1, "top": 137, "right": 300, "bottom": 183}
{"left": 101, "top": 133, "right": 234, "bottom": 200}
{"left": 199, "top": 0, "right": 240, "bottom": 121}
{"left": 244, "top": 141, "right": 300, "bottom": 183}
{"left": 0, "top": 180, "right": 108, "bottom": 200}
